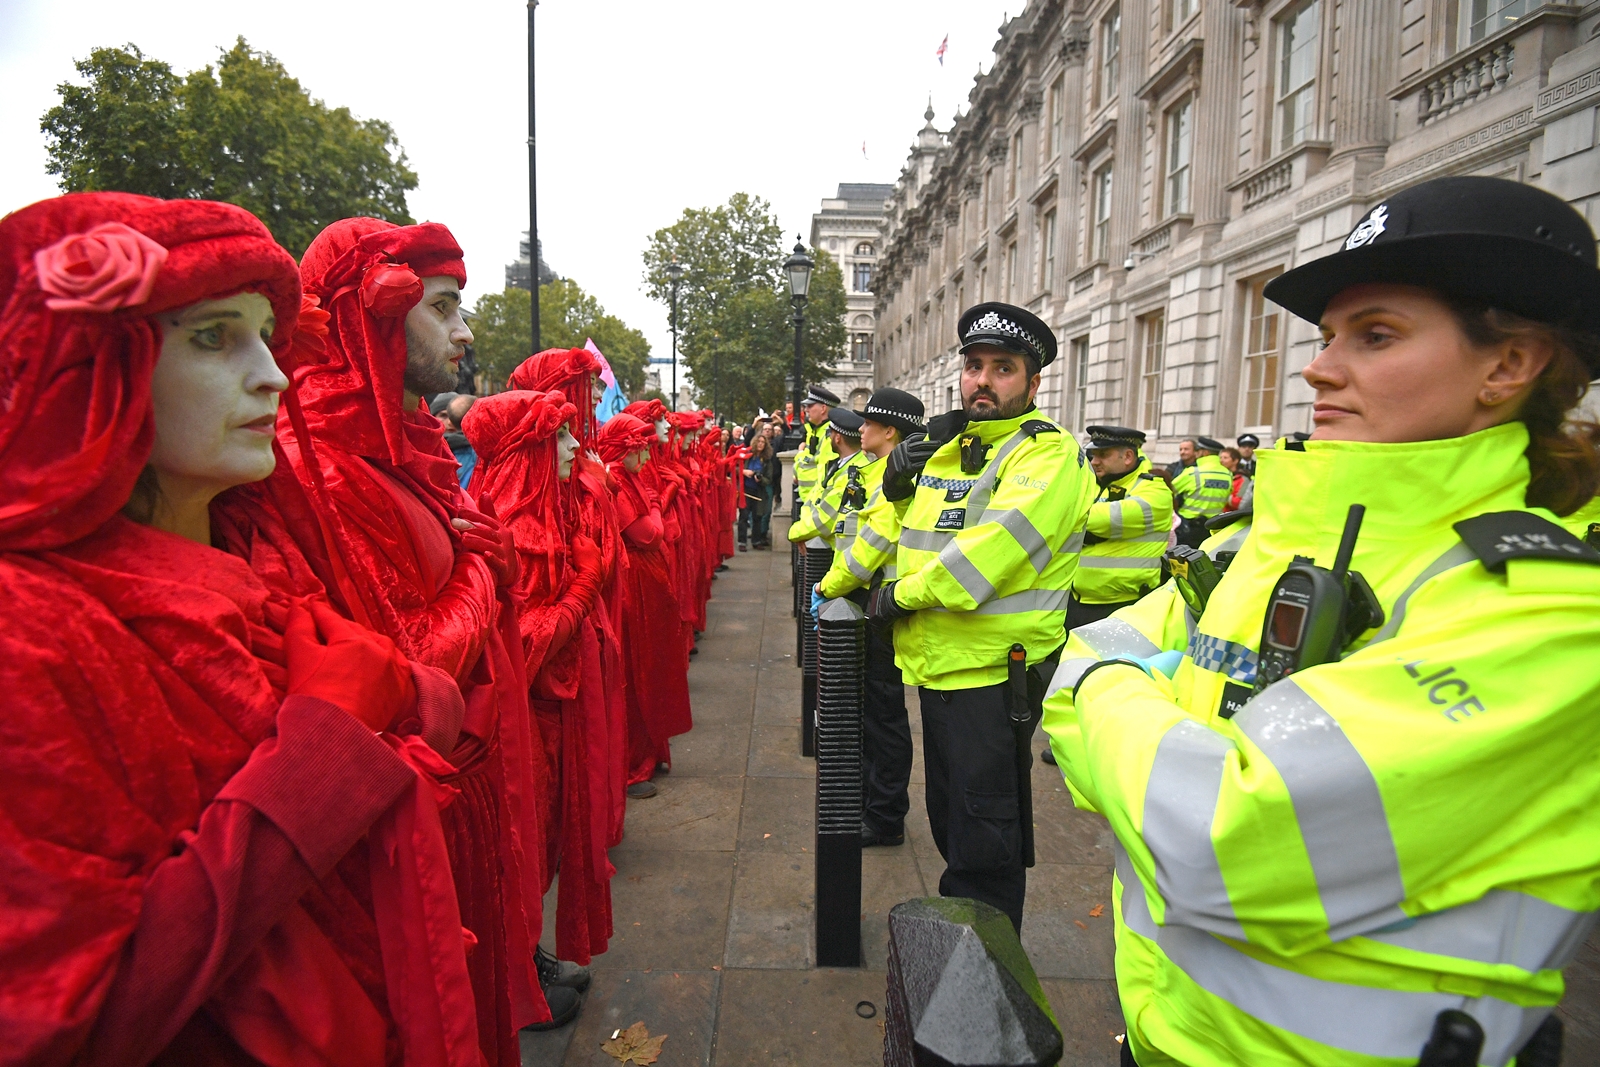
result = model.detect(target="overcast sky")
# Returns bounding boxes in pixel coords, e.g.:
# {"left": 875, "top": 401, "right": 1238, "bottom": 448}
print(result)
{"left": 1, "top": 0, "right": 1017, "bottom": 389}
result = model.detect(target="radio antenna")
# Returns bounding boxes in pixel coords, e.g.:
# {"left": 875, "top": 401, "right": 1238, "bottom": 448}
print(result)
{"left": 1331, "top": 505, "right": 1365, "bottom": 581}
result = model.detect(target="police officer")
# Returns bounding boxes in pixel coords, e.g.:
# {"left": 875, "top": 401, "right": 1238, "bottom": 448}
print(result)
{"left": 1171, "top": 435, "right": 1232, "bottom": 547}
{"left": 814, "top": 388, "right": 927, "bottom": 848}
{"left": 792, "top": 384, "right": 840, "bottom": 510}
{"left": 869, "top": 302, "right": 1096, "bottom": 931}
{"left": 789, "top": 407, "right": 868, "bottom": 547}
{"left": 1235, "top": 432, "right": 1260, "bottom": 478}
{"left": 1043, "top": 175, "right": 1600, "bottom": 1067}
{"left": 1070, "top": 426, "right": 1174, "bottom": 630}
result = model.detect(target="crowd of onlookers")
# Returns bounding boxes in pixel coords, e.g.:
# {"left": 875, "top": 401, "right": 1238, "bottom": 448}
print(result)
{"left": 731, "top": 412, "right": 790, "bottom": 550}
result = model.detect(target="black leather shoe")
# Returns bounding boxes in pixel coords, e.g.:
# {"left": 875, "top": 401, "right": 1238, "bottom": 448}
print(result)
{"left": 536, "top": 944, "right": 592, "bottom": 991}
{"left": 627, "top": 781, "right": 658, "bottom": 799}
{"left": 862, "top": 827, "right": 905, "bottom": 848}
{"left": 1040, "top": 747, "right": 1057, "bottom": 766}
{"left": 655, "top": 761, "right": 671, "bottom": 776}
{"left": 522, "top": 984, "right": 582, "bottom": 1031}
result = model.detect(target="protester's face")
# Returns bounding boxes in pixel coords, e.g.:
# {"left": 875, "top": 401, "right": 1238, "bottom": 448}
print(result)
{"left": 860, "top": 419, "right": 900, "bottom": 457}
{"left": 403, "top": 275, "right": 471, "bottom": 398}
{"left": 591, "top": 373, "right": 603, "bottom": 406}
{"left": 1307, "top": 283, "right": 1550, "bottom": 443}
{"left": 557, "top": 425, "right": 580, "bottom": 479}
{"left": 654, "top": 418, "right": 669, "bottom": 442}
{"left": 149, "top": 292, "right": 287, "bottom": 495}
{"left": 1220, "top": 451, "right": 1238, "bottom": 473}
{"left": 962, "top": 345, "right": 1039, "bottom": 421}
{"left": 1088, "top": 446, "right": 1137, "bottom": 480}
{"left": 623, "top": 447, "right": 647, "bottom": 472}
{"left": 1178, "top": 440, "right": 1195, "bottom": 463}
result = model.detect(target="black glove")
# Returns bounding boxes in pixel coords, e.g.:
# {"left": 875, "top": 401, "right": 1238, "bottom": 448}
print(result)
{"left": 865, "top": 580, "right": 914, "bottom": 625}
{"left": 882, "top": 433, "right": 938, "bottom": 502}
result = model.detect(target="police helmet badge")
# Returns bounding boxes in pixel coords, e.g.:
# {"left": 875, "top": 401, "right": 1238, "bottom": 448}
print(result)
{"left": 1345, "top": 204, "right": 1388, "bottom": 250}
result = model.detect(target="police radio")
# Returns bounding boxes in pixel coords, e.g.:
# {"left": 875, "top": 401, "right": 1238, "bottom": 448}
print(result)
{"left": 1253, "top": 504, "right": 1384, "bottom": 694}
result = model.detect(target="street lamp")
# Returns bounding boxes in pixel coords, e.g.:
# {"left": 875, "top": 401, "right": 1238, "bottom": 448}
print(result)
{"left": 666, "top": 258, "right": 685, "bottom": 412}
{"left": 527, "top": 0, "right": 541, "bottom": 350}
{"left": 783, "top": 236, "right": 813, "bottom": 444}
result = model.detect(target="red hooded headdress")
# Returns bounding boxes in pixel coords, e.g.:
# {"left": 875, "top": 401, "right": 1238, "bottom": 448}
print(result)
{"left": 509, "top": 346, "right": 601, "bottom": 446}
{"left": 596, "top": 413, "right": 655, "bottom": 465}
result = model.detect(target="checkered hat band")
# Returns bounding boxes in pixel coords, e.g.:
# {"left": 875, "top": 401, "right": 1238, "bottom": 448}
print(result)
{"left": 864, "top": 404, "right": 923, "bottom": 427}
{"left": 967, "top": 310, "right": 1044, "bottom": 356}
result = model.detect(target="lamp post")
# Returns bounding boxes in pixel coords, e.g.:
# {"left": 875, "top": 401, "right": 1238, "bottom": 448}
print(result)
{"left": 666, "top": 258, "right": 684, "bottom": 412}
{"left": 783, "top": 236, "right": 814, "bottom": 445}
{"left": 526, "top": 0, "right": 541, "bottom": 350}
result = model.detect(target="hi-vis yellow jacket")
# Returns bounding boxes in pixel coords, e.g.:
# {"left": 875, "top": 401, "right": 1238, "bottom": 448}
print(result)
{"left": 1074, "top": 453, "right": 1174, "bottom": 605}
{"left": 891, "top": 408, "right": 1096, "bottom": 689}
{"left": 788, "top": 447, "right": 868, "bottom": 547}
{"left": 1173, "top": 453, "right": 1232, "bottom": 520}
{"left": 793, "top": 420, "right": 836, "bottom": 504}
{"left": 1041, "top": 423, "right": 1600, "bottom": 1067}
{"left": 818, "top": 452, "right": 905, "bottom": 596}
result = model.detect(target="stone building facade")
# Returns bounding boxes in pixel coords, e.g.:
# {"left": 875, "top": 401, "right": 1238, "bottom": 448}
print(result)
{"left": 873, "top": 0, "right": 1600, "bottom": 458}
{"left": 811, "top": 183, "right": 896, "bottom": 410}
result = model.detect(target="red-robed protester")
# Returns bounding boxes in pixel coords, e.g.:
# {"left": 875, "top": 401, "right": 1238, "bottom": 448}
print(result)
{"left": 0, "top": 193, "right": 479, "bottom": 1066}
{"left": 462, "top": 389, "right": 613, "bottom": 966}
{"left": 622, "top": 400, "right": 685, "bottom": 647}
{"left": 238, "top": 217, "right": 552, "bottom": 1061}
{"left": 505, "top": 348, "right": 626, "bottom": 849}
{"left": 664, "top": 411, "right": 709, "bottom": 634}
{"left": 597, "top": 414, "right": 693, "bottom": 785}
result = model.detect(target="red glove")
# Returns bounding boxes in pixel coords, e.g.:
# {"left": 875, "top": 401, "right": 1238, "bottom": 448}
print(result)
{"left": 571, "top": 533, "right": 603, "bottom": 578}
{"left": 454, "top": 496, "right": 518, "bottom": 588}
{"left": 284, "top": 599, "right": 416, "bottom": 732}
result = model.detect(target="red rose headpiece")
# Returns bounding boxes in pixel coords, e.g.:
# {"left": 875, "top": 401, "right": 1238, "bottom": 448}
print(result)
{"left": 508, "top": 347, "right": 602, "bottom": 446}
{"left": 596, "top": 413, "right": 655, "bottom": 464}
{"left": 623, "top": 398, "right": 667, "bottom": 424}
{"left": 0, "top": 192, "right": 301, "bottom": 551}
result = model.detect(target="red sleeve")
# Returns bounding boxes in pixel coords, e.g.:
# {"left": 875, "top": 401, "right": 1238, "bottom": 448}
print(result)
{"left": 622, "top": 512, "right": 663, "bottom": 549}
{"left": 403, "top": 552, "right": 498, "bottom": 684}
{"left": 76, "top": 697, "right": 415, "bottom": 1067}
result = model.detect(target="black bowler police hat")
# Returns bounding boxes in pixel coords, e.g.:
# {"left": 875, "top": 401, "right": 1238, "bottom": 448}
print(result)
{"left": 1196, "top": 437, "right": 1225, "bottom": 452}
{"left": 862, "top": 387, "right": 926, "bottom": 436}
{"left": 957, "top": 301, "right": 1058, "bottom": 368}
{"left": 827, "top": 407, "right": 864, "bottom": 438}
{"left": 1085, "top": 425, "right": 1146, "bottom": 450}
{"left": 805, "top": 384, "right": 841, "bottom": 407}
{"left": 1237, "top": 433, "right": 1260, "bottom": 448}
{"left": 1264, "top": 176, "right": 1600, "bottom": 367}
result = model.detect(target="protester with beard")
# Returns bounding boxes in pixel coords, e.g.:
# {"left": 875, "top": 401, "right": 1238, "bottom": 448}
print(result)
{"left": 867, "top": 302, "right": 1095, "bottom": 932}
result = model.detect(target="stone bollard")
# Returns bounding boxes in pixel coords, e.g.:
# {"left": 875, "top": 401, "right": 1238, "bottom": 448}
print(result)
{"left": 815, "top": 596, "right": 866, "bottom": 967}
{"left": 883, "top": 898, "right": 1063, "bottom": 1067}
{"left": 799, "top": 541, "right": 832, "bottom": 758}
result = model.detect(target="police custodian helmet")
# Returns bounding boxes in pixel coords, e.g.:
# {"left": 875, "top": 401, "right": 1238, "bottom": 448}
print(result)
{"left": 957, "top": 302, "right": 1058, "bottom": 367}
{"left": 1264, "top": 176, "right": 1600, "bottom": 371}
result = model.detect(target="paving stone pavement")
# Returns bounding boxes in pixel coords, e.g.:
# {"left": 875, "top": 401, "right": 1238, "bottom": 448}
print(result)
{"left": 521, "top": 503, "right": 1600, "bottom": 1066}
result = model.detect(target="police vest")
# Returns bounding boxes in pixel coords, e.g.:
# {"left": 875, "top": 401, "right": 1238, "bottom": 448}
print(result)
{"left": 1174, "top": 454, "right": 1232, "bottom": 520}
{"left": 793, "top": 421, "right": 835, "bottom": 502}
{"left": 1041, "top": 423, "right": 1600, "bottom": 1067}
{"left": 891, "top": 409, "right": 1096, "bottom": 690}
{"left": 818, "top": 453, "right": 903, "bottom": 595}
{"left": 1073, "top": 455, "right": 1174, "bottom": 605}
{"left": 789, "top": 448, "right": 867, "bottom": 549}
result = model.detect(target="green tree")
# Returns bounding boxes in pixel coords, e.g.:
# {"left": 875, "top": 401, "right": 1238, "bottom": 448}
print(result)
{"left": 42, "top": 40, "right": 417, "bottom": 254}
{"left": 642, "top": 193, "right": 843, "bottom": 423}
{"left": 469, "top": 279, "right": 651, "bottom": 395}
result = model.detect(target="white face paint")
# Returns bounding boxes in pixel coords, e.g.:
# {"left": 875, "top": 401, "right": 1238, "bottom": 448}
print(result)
{"left": 654, "top": 418, "right": 669, "bottom": 443}
{"left": 150, "top": 291, "right": 287, "bottom": 494}
{"left": 623, "top": 447, "right": 649, "bottom": 473}
{"left": 557, "top": 425, "right": 580, "bottom": 480}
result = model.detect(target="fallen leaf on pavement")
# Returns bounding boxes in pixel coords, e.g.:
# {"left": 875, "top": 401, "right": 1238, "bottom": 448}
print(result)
{"left": 1074, "top": 920, "right": 1087, "bottom": 929}
{"left": 602, "top": 1021, "right": 667, "bottom": 1065}
{"left": 1089, "top": 904, "right": 1104, "bottom": 918}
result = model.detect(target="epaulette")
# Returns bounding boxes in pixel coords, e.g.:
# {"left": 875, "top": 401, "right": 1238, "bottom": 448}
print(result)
{"left": 1136, "top": 472, "right": 1156, "bottom": 481}
{"left": 1019, "top": 420, "right": 1060, "bottom": 439}
{"left": 1453, "top": 511, "right": 1600, "bottom": 572}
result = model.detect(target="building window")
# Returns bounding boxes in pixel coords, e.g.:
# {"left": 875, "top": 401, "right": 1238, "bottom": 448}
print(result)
{"left": 1136, "top": 310, "right": 1166, "bottom": 431}
{"left": 1100, "top": 8, "right": 1121, "bottom": 108}
{"left": 853, "top": 333, "right": 873, "bottom": 362}
{"left": 1091, "top": 164, "right": 1114, "bottom": 260}
{"left": 1460, "top": 0, "right": 1528, "bottom": 44}
{"left": 854, "top": 242, "right": 874, "bottom": 255}
{"left": 1042, "top": 209, "right": 1058, "bottom": 292}
{"left": 1169, "top": 0, "right": 1198, "bottom": 30}
{"left": 957, "top": 284, "right": 965, "bottom": 313}
{"left": 1071, "top": 336, "right": 1090, "bottom": 430}
{"left": 946, "top": 385, "right": 955, "bottom": 410}
{"left": 853, "top": 262, "right": 873, "bottom": 292}
{"left": 1165, "top": 96, "right": 1194, "bottom": 216}
{"left": 979, "top": 265, "right": 988, "bottom": 303}
{"left": 981, "top": 170, "right": 991, "bottom": 230}
{"left": 1242, "top": 273, "right": 1282, "bottom": 428}
{"left": 1048, "top": 78, "right": 1064, "bottom": 158}
{"left": 1009, "top": 132, "right": 1023, "bottom": 200}
{"left": 1276, "top": 0, "right": 1321, "bottom": 153}
{"left": 1006, "top": 241, "right": 1018, "bottom": 299}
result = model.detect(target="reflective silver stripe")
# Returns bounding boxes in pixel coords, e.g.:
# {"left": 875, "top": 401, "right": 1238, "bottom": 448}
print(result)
{"left": 900, "top": 527, "right": 953, "bottom": 552}
{"left": 1132, "top": 494, "right": 1155, "bottom": 530}
{"left": 983, "top": 507, "right": 1053, "bottom": 573}
{"left": 1110, "top": 501, "right": 1124, "bottom": 539}
{"left": 1046, "top": 656, "right": 1097, "bottom": 697}
{"left": 1078, "top": 555, "right": 1161, "bottom": 569}
{"left": 937, "top": 541, "right": 997, "bottom": 604}
{"left": 1143, "top": 720, "right": 1246, "bottom": 939}
{"left": 1063, "top": 530, "right": 1086, "bottom": 553}
{"left": 1071, "top": 617, "right": 1162, "bottom": 660}
{"left": 963, "top": 428, "right": 1033, "bottom": 515}
{"left": 845, "top": 552, "right": 875, "bottom": 580}
{"left": 860, "top": 526, "right": 893, "bottom": 552}
{"left": 1368, "top": 891, "right": 1597, "bottom": 973}
{"left": 816, "top": 497, "right": 839, "bottom": 520}
{"left": 928, "top": 587, "right": 1068, "bottom": 616}
{"left": 1234, "top": 680, "right": 1407, "bottom": 940}
{"left": 805, "top": 537, "right": 829, "bottom": 550}
{"left": 1114, "top": 846, "right": 1550, "bottom": 1064}
{"left": 1366, "top": 542, "right": 1477, "bottom": 644}
{"left": 1210, "top": 522, "right": 1251, "bottom": 557}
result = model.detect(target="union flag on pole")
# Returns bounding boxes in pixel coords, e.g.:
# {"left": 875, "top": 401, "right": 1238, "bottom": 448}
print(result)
{"left": 936, "top": 34, "right": 948, "bottom": 65}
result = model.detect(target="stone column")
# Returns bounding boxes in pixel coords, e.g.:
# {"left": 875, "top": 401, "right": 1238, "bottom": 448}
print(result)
{"left": 1195, "top": 4, "right": 1244, "bottom": 223}
{"left": 1330, "top": 0, "right": 1398, "bottom": 159}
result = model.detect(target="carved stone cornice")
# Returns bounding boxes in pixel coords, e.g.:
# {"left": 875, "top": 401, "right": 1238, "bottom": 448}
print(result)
{"left": 1062, "top": 21, "right": 1092, "bottom": 65}
{"left": 944, "top": 202, "right": 963, "bottom": 224}
{"left": 1018, "top": 89, "right": 1044, "bottom": 121}
{"left": 987, "top": 131, "right": 1011, "bottom": 161}
{"left": 1137, "top": 38, "right": 1204, "bottom": 102}
{"left": 1073, "top": 117, "right": 1117, "bottom": 163}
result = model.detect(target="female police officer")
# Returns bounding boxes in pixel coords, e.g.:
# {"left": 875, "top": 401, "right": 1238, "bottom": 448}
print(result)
{"left": 1042, "top": 175, "right": 1600, "bottom": 1067}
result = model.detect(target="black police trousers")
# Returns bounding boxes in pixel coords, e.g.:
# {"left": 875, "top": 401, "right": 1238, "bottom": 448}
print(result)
{"left": 918, "top": 681, "right": 1043, "bottom": 933}
{"left": 862, "top": 621, "right": 912, "bottom": 836}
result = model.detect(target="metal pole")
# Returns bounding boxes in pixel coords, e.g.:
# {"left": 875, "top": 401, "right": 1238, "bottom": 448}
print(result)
{"left": 526, "top": 0, "right": 541, "bottom": 351}
{"left": 670, "top": 278, "right": 679, "bottom": 412}
{"left": 791, "top": 303, "right": 805, "bottom": 432}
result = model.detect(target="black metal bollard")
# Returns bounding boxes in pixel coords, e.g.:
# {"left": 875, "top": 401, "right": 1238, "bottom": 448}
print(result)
{"left": 883, "top": 897, "right": 1062, "bottom": 1067}
{"left": 800, "top": 542, "right": 832, "bottom": 758}
{"left": 815, "top": 596, "right": 865, "bottom": 968}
